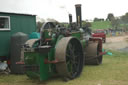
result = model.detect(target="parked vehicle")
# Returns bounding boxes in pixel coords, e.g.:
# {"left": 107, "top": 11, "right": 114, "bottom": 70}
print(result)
{"left": 92, "top": 29, "right": 106, "bottom": 43}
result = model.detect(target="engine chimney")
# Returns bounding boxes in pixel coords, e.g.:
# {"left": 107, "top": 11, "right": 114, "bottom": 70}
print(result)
{"left": 69, "top": 14, "right": 72, "bottom": 27}
{"left": 75, "top": 4, "right": 82, "bottom": 28}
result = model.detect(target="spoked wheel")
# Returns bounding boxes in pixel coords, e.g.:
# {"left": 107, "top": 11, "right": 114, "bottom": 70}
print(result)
{"left": 85, "top": 41, "right": 103, "bottom": 65}
{"left": 55, "top": 37, "right": 84, "bottom": 80}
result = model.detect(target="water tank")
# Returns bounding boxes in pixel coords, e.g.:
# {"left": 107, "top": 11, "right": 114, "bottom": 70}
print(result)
{"left": 10, "top": 32, "right": 28, "bottom": 74}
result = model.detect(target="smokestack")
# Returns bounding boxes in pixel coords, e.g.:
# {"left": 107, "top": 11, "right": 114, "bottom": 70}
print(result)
{"left": 69, "top": 14, "right": 72, "bottom": 27}
{"left": 75, "top": 4, "right": 82, "bottom": 28}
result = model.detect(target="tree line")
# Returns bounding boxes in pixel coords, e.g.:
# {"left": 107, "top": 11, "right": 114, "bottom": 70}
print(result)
{"left": 94, "top": 12, "right": 128, "bottom": 30}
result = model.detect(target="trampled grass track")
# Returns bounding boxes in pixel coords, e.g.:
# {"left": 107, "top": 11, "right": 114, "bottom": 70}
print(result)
{"left": 0, "top": 51, "right": 128, "bottom": 85}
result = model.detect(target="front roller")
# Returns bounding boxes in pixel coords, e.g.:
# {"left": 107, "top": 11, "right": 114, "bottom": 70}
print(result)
{"left": 55, "top": 37, "right": 84, "bottom": 80}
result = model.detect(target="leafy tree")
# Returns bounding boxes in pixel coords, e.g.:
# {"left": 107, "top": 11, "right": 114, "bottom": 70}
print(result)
{"left": 111, "top": 19, "right": 120, "bottom": 29}
{"left": 121, "top": 12, "right": 128, "bottom": 24}
{"left": 107, "top": 13, "right": 115, "bottom": 21}
{"left": 94, "top": 18, "right": 104, "bottom": 22}
{"left": 94, "top": 18, "right": 99, "bottom": 22}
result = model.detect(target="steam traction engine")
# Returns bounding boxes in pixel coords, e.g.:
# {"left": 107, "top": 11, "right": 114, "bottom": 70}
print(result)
{"left": 22, "top": 4, "right": 106, "bottom": 81}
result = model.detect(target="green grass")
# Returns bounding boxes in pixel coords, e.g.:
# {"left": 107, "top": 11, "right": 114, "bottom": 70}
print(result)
{"left": 91, "top": 21, "right": 112, "bottom": 30}
{"left": 0, "top": 51, "right": 128, "bottom": 85}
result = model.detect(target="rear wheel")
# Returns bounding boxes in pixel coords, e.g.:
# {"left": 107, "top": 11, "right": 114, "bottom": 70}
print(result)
{"left": 55, "top": 37, "right": 84, "bottom": 79}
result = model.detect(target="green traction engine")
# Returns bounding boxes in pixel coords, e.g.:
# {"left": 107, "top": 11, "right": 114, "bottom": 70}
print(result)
{"left": 22, "top": 4, "right": 106, "bottom": 81}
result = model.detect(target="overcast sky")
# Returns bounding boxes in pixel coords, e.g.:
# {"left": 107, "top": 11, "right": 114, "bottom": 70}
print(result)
{"left": 0, "top": 0, "right": 128, "bottom": 22}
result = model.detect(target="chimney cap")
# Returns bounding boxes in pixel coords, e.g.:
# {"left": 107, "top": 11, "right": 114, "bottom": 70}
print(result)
{"left": 75, "top": 4, "right": 81, "bottom": 7}
{"left": 69, "top": 14, "right": 72, "bottom": 16}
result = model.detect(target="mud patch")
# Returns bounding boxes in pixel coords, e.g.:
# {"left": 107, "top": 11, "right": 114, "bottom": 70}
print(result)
{"left": 103, "top": 35, "right": 128, "bottom": 52}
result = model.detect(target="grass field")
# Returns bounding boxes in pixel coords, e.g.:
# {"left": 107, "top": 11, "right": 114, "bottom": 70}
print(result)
{"left": 0, "top": 51, "right": 128, "bottom": 85}
{"left": 91, "top": 21, "right": 112, "bottom": 30}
